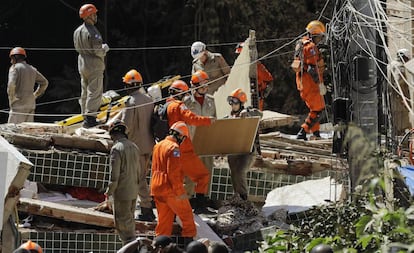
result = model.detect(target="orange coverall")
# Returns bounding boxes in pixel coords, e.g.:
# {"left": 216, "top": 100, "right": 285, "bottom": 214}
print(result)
{"left": 150, "top": 136, "right": 196, "bottom": 237}
{"left": 257, "top": 62, "right": 273, "bottom": 111}
{"left": 167, "top": 99, "right": 212, "bottom": 195}
{"left": 295, "top": 36, "right": 325, "bottom": 134}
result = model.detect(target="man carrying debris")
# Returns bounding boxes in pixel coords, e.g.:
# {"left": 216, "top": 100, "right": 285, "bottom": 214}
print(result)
{"left": 120, "top": 69, "right": 157, "bottom": 222}
{"left": 105, "top": 120, "right": 140, "bottom": 245}
{"left": 167, "top": 80, "right": 215, "bottom": 214}
{"left": 74, "top": 3, "right": 109, "bottom": 128}
{"left": 225, "top": 88, "right": 262, "bottom": 201}
{"left": 7, "top": 47, "right": 48, "bottom": 124}
{"left": 150, "top": 121, "right": 195, "bottom": 247}
{"left": 191, "top": 41, "right": 231, "bottom": 95}
{"left": 292, "top": 20, "right": 326, "bottom": 140}
{"left": 183, "top": 70, "right": 216, "bottom": 197}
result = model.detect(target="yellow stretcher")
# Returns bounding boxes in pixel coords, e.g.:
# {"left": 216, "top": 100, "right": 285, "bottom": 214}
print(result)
{"left": 56, "top": 75, "right": 181, "bottom": 126}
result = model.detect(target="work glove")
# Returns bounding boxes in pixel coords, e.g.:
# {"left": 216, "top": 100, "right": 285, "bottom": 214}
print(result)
{"left": 319, "top": 82, "right": 327, "bottom": 96}
{"left": 102, "top": 43, "right": 110, "bottom": 53}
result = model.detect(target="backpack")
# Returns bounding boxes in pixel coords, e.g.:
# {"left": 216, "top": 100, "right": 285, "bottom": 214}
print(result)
{"left": 151, "top": 101, "right": 171, "bottom": 142}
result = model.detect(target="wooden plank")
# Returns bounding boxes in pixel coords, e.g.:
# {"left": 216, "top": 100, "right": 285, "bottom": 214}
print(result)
{"left": 252, "top": 157, "right": 347, "bottom": 176}
{"left": 259, "top": 110, "right": 297, "bottom": 130}
{"left": 17, "top": 198, "right": 153, "bottom": 232}
{"left": 51, "top": 134, "right": 112, "bottom": 153}
{"left": 193, "top": 117, "right": 260, "bottom": 156}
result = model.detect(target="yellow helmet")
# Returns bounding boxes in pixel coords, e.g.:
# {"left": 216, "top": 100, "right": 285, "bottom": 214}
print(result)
{"left": 306, "top": 20, "right": 326, "bottom": 35}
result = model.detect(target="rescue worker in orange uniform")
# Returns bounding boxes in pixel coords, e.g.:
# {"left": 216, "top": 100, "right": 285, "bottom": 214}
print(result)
{"left": 120, "top": 69, "right": 156, "bottom": 222}
{"left": 235, "top": 43, "right": 274, "bottom": 111}
{"left": 184, "top": 70, "right": 216, "bottom": 196}
{"left": 7, "top": 47, "right": 48, "bottom": 124}
{"left": 105, "top": 120, "right": 140, "bottom": 245}
{"left": 150, "top": 121, "right": 195, "bottom": 247}
{"left": 166, "top": 80, "right": 215, "bottom": 214}
{"left": 14, "top": 240, "right": 43, "bottom": 253}
{"left": 225, "top": 88, "right": 262, "bottom": 200}
{"left": 292, "top": 20, "right": 327, "bottom": 140}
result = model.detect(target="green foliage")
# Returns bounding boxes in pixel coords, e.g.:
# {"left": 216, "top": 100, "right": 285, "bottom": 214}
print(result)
{"left": 256, "top": 187, "right": 414, "bottom": 252}
{"left": 255, "top": 124, "right": 414, "bottom": 252}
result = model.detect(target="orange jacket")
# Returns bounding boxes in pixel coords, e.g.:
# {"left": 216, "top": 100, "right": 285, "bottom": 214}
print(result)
{"left": 150, "top": 136, "right": 186, "bottom": 197}
{"left": 257, "top": 62, "right": 273, "bottom": 93}
{"left": 295, "top": 36, "right": 324, "bottom": 91}
{"left": 167, "top": 98, "right": 211, "bottom": 152}
{"left": 295, "top": 36, "right": 325, "bottom": 112}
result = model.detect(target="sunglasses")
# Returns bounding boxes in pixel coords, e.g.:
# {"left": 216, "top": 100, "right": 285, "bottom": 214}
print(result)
{"left": 227, "top": 96, "right": 240, "bottom": 105}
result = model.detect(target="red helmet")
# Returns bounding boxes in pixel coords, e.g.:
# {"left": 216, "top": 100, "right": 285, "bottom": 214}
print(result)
{"left": 190, "top": 70, "right": 209, "bottom": 86}
{"left": 122, "top": 69, "right": 143, "bottom": 85}
{"left": 19, "top": 240, "right": 43, "bottom": 253}
{"left": 170, "top": 121, "right": 189, "bottom": 138}
{"left": 108, "top": 119, "right": 128, "bottom": 135}
{"left": 228, "top": 88, "right": 247, "bottom": 103}
{"left": 9, "top": 47, "right": 27, "bottom": 58}
{"left": 169, "top": 80, "right": 189, "bottom": 93}
{"left": 79, "top": 4, "right": 97, "bottom": 19}
{"left": 235, "top": 42, "right": 244, "bottom": 54}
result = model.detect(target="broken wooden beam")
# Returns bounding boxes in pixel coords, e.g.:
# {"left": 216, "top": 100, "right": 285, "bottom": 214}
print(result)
{"left": 18, "top": 198, "right": 152, "bottom": 232}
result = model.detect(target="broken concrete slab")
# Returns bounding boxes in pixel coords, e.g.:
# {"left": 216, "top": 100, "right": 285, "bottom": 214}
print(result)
{"left": 262, "top": 176, "right": 345, "bottom": 218}
{"left": 0, "top": 136, "right": 33, "bottom": 226}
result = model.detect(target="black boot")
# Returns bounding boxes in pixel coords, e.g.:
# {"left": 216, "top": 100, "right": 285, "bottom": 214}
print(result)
{"left": 193, "top": 194, "right": 216, "bottom": 215}
{"left": 182, "top": 237, "right": 193, "bottom": 248}
{"left": 296, "top": 128, "right": 308, "bottom": 140}
{"left": 313, "top": 131, "right": 321, "bottom": 138}
{"left": 83, "top": 115, "right": 99, "bottom": 128}
{"left": 137, "top": 207, "right": 156, "bottom": 222}
{"left": 240, "top": 193, "right": 248, "bottom": 201}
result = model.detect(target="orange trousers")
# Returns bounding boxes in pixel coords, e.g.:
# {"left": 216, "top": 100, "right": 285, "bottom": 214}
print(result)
{"left": 181, "top": 151, "right": 210, "bottom": 194}
{"left": 298, "top": 77, "right": 325, "bottom": 133}
{"left": 153, "top": 195, "right": 196, "bottom": 237}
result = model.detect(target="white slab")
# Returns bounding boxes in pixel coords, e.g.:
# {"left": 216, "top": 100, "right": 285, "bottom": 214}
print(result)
{"left": 214, "top": 38, "right": 251, "bottom": 119}
{"left": 262, "top": 177, "right": 343, "bottom": 217}
{"left": 0, "top": 136, "right": 33, "bottom": 225}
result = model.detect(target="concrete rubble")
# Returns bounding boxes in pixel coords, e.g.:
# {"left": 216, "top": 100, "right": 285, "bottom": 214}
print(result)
{"left": 0, "top": 113, "right": 347, "bottom": 251}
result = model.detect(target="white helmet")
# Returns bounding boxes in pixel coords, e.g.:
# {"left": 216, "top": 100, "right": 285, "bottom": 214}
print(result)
{"left": 397, "top": 48, "right": 410, "bottom": 60}
{"left": 191, "top": 41, "right": 206, "bottom": 59}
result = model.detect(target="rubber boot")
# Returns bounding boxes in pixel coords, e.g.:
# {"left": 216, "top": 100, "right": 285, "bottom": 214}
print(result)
{"left": 296, "top": 127, "right": 308, "bottom": 140}
{"left": 193, "top": 194, "right": 216, "bottom": 215}
{"left": 83, "top": 115, "right": 99, "bottom": 128}
{"left": 137, "top": 207, "right": 156, "bottom": 222}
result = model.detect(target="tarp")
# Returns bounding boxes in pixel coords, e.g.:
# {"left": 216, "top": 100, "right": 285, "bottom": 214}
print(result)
{"left": 397, "top": 165, "right": 414, "bottom": 196}
{"left": 214, "top": 38, "right": 251, "bottom": 119}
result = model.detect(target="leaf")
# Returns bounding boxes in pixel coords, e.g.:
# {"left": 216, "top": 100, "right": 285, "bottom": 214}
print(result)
{"left": 306, "top": 238, "right": 326, "bottom": 251}
{"left": 357, "top": 234, "right": 376, "bottom": 249}
{"left": 355, "top": 215, "right": 372, "bottom": 236}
